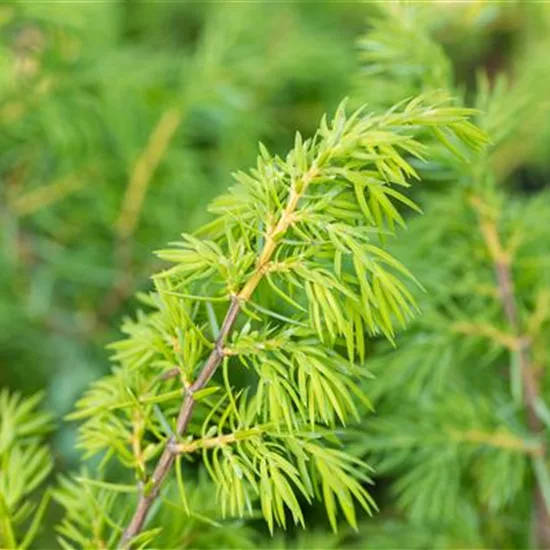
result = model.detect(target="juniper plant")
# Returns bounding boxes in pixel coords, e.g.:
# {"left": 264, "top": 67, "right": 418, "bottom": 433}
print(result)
{"left": 4, "top": 2, "right": 549, "bottom": 549}
{"left": 353, "top": 3, "right": 550, "bottom": 548}
{"left": 0, "top": 391, "right": 53, "bottom": 549}
{"left": 49, "top": 96, "right": 486, "bottom": 549}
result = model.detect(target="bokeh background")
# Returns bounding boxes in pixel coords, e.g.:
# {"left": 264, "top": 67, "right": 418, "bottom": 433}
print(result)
{"left": 1, "top": 1, "right": 550, "bottom": 547}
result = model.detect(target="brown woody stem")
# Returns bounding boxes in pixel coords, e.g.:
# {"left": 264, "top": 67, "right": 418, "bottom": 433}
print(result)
{"left": 473, "top": 197, "right": 550, "bottom": 548}
{"left": 120, "top": 167, "right": 317, "bottom": 547}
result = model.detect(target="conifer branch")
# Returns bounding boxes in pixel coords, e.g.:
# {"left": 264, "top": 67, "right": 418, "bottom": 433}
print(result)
{"left": 60, "top": 96, "right": 486, "bottom": 548}
{"left": 120, "top": 297, "right": 239, "bottom": 545}
{"left": 0, "top": 392, "right": 53, "bottom": 549}
{"left": 100, "top": 109, "right": 184, "bottom": 331}
{"left": 471, "top": 195, "right": 550, "bottom": 548}
{"left": 121, "top": 163, "right": 319, "bottom": 545}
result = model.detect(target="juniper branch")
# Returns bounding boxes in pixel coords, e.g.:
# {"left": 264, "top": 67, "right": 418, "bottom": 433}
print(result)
{"left": 471, "top": 195, "right": 550, "bottom": 548}
{"left": 121, "top": 164, "right": 320, "bottom": 545}
{"left": 62, "top": 95, "right": 486, "bottom": 547}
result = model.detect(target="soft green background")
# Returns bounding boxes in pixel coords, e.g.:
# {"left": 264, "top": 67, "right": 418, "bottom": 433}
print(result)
{"left": 1, "top": 1, "right": 549, "bottom": 547}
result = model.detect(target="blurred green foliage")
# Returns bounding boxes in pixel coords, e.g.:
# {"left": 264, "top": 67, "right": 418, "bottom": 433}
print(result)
{"left": 351, "top": 3, "right": 550, "bottom": 548}
{"left": 1, "top": 0, "right": 550, "bottom": 548}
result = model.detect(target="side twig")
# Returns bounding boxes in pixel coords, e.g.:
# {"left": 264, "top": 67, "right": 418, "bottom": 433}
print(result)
{"left": 101, "top": 109, "right": 183, "bottom": 336}
{"left": 116, "top": 108, "right": 183, "bottom": 241}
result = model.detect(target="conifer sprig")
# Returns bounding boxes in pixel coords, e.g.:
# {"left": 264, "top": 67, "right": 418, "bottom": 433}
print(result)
{"left": 65, "top": 95, "right": 486, "bottom": 547}
{"left": 354, "top": 4, "right": 550, "bottom": 547}
{"left": 0, "top": 391, "right": 53, "bottom": 549}
{"left": 470, "top": 193, "right": 550, "bottom": 545}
